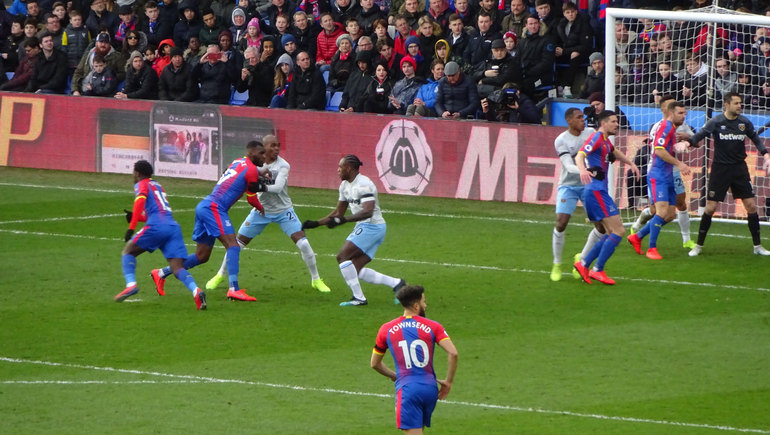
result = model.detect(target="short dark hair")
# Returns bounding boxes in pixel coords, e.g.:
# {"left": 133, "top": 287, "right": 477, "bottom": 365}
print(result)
{"left": 376, "top": 38, "right": 393, "bottom": 51}
{"left": 723, "top": 91, "right": 741, "bottom": 104}
{"left": 562, "top": 1, "right": 577, "bottom": 11}
{"left": 448, "top": 13, "right": 461, "bottom": 23}
{"left": 659, "top": 94, "right": 675, "bottom": 108}
{"left": 669, "top": 101, "right": 685, "bottom": 111}
{"left": 564, "top": 107, "right": 582, "bottom": 119}
{"left": 597, "top": 110, "right": 617, "bottom": 124}
{"left": 342, "top": 154, "right": 363, "bottom": 170}
{"left": 24, "top": 36, "right": 40, "bottom": 48}
{"left": 144, "top": 1, "right": 159, "bottom": 9}
{"left": 92, "top": 54, "right": 106, "bottom": 64}
{"left": 246, "top": 140, "right": 264, "bottom": 150}
{"left": 134, "top": 160, "right": 154, "bottom": 177}
{"left": 478, "top": 11, "right": 491, "bottom": 20}
{"left": 535, "top": 0, "right": 549, "bottom": 6}
{"left": 397, "top": 285, "right": 424, "bottom": 307}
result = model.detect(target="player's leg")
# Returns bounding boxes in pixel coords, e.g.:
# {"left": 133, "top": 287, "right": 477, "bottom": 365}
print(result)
{"left": 631, "top": 205, "right": 654, "bottom": 234}
{"left": 116, "top": 242, "right": 145, "bottom": 302}
{"left": 208, "top": 233, "right": 252, "bottom": 290}
{"left": 167, "top": 258, "right": 207, "bottom": 310}
{"left": 731, "top": 168, "right": 770, "bottom": 254}
{"left": 589, "top": 214, "right": 624, "bottom": 284}
{"left": 350, "top": 223, "right": 404, "bottom": 302}
{"left": 337, "top": 241, "right": 369, "bottom": 305}
{"left": 691, "top": 166, "right": 729, "bottom": 256}
{"left": 674, "top": 173, "right": 694, "bottom": 248}
{"left": 551, "top": 185, "right": 580, "bottom": 281}
{"left": 217, "top": 232, "right": 256, "bottom": 301}
{"left": 280, "top": 208, "right": 331, "bottom": 292}
{"left": 645, "top": 185, "right": 676, "bottom": 259}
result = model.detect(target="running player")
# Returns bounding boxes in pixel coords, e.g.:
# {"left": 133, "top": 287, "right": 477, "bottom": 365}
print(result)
{"left": 302, "top": 155, "right": 406, "bottom": 306}
{"left": 628, "top": 101, "right": 691, "bottom": 259}
{"left": 115, "top": 160, "right": 207, "bottom": 310}
{"left": 573, "top": 111, "right": 640, "bottom": 285}
{"left": 551, "top": 107, "right": 605, "bottom": 281}
{"left": 205, "top": 134, "right": 331, "bottom": 293}
{"left": 678, "top": 92, "right": 770, "bottom": 256}
{"left": 150, "top": 141, "right": 268, "bottom": 302}
{"left": 371, "top": 284, "right": 458, "bottom": 435}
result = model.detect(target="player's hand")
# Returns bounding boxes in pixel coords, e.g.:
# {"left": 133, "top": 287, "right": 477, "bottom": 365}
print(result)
{"left": 579, "top": 169, "right": 593, "bottom": 185}
{"left": 763, "top": 155, "right": 770, "bottom": 174}
{"left": 674, "top": 141, "right": 689, "bottom": 154}
{"left": 302, "top": 220, "right": 320, "bottom": 230}
{"left": 124, "top": 229, "right": 134, "bottom": 242}
{"left": 124, "top": 209, "right": 133, "bottom": 223}
{"left": 437, "top": 379, "right": 452, "bottom": 400}
{"left": 677, "top": 162, "right": 691, "bottom": 176}
{"left": 628, "top": 162, "right": 641, "bottom": 180}
{"left": 248, "top": 180, "right": 269, "bottom": 192}
{"left": 327, "top": 216, "right": 346, "bottom": 228}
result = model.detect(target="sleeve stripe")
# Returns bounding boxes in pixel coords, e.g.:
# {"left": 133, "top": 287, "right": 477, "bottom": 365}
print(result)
{"left": 438, "top": 336, "right": 451, "bottom": 343}
{"left": 360, "top": 193, "right": 374, "bottom": 199}
{"left": 135, "top": 195, "right": 146, "bottom": 201}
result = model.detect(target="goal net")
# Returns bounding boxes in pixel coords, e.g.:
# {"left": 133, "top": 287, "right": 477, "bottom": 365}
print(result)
{"left": 604, "top": 6, "right": 770, "bottom": 224}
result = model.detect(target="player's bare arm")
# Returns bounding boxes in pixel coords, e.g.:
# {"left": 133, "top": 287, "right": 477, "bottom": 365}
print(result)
{"left": 614, "top": 149, "right": 640, "bottom": 179}
{"left": 575, "top": 152, "right": 592, "bottom": 185}
{"left": 437, "top": 338, "right": 458, "bottom": 400}
{"left": 653, "top": 147, "right": 691, "bottom": 176}
{"left": 370, "top": 352, "right": 397, "bottom": 382}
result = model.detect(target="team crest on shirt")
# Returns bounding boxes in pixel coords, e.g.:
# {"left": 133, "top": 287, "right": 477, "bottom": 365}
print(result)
{"left": 375, "top": 120, "right": 433, "bottom": 195}
{"left": 739, "top": 123, "right": 746, "bottom": 131}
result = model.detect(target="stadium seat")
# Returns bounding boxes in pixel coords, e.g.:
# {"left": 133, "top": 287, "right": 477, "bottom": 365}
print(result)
{"left": 325, "top": 91, "right": 342, "bottom": 111}
{"left": 323, "top": 69, "right": 329, "bottom": 85}
{"left": 115, "top": 81, "right": 125, "bottom": 92}
{"left": 230, "top": 88, "right": 249, "bottom": 105}
{"left": 5, "top": 72, "right": 12, "bottom": 80}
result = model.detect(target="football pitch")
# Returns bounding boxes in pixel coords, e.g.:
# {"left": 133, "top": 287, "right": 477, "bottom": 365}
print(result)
{"left": 1, "top": 166, "right": 769, "bottom": 434}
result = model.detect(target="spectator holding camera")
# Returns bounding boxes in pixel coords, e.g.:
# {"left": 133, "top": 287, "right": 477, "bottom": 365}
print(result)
{"left": 480, "top": 82, "right": 539, "bottom": 124}
{"left": 585, "top": 92, "right": 629, "bottom": 130}
{"left": 194, "top": 44, "right": 234, "bottom": 104}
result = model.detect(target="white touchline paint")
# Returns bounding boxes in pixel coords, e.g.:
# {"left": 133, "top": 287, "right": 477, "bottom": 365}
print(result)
{"left": 0, "top": 357, "right": 768, "bottom": 433}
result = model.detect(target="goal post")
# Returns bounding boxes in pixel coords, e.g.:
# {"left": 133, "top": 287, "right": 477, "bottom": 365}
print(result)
{"left": 603, "top": 6, "right": 770, "bottom": 225}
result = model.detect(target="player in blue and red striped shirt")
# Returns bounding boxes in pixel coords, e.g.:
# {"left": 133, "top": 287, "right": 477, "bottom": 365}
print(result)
{"left": 151, "top": 141, "right": 268, "bottom": 302}
{"left": 628, "top": 101, "right": 691, "bottom": 260}
{"left": 574, "top": 110, "right": 640, "bottom": 285}
{"left": 115, "top": 160, "right": 207, "bottom": 310}
{"left": 371, "top": 285, "right": 458, "bottom": 434}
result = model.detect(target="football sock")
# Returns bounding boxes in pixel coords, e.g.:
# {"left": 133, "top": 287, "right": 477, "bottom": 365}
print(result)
{"left": 636, "top": 219, "right": 652, "bottom": 239}
{"left": 697, "top": 213, "right": 712, "bottom": 246}
{"left": 633, "top": 207, "right": 653, "bottom": 232}
{"left": 552, "top": 228, "right": 565, "bottom": 264}
{"left": 594, "top": 233, "right": 622, "bottom": 271}
{"left": 217, "top": 239, "right": 246, "bottom": 277}
{"left": 122, "top": 254, "right": 137, "bottom": 287}
{"left": 648, "top": 214, "right": 667, "bottom": 249}
{"left": 581, "top": 228, "right": 602, "bottom": 260}
{"left": 358, "top": 267, "right": 399, "bottom": 287}
{"left": 677, "top": 209, "right": 691, "bottom": 242}
{"left": 340, "top": 260, "right": 365, "bottom": 300}
{"left": 174, "top": 268, "right": 198, "bottom": 294}
{"left": 583, "top": 235, "right": 607, "bottom": 267}
{"left": 226, "top": 245, "right": 240, "bottom": 290}
{"left": 748, "top": 212, "right": 761, "bottom": 245}
{"left": 296, "top": 237, "right": 320, "bottom": 281}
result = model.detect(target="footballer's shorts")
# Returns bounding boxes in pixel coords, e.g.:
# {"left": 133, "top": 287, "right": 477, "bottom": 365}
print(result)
{"left": 395, "top": 382, "right": 438, "bottom": 430}
{"left": 649, "top": 177, "right": 676, "bottom": 205}
{"left": 582, "top": 188, "right": 619, "bottom": 222}
{"left": 238, "top": 207, "right": 302, "bottom": 238}
{"left": 346, "top": 222, "right": 386, "bottom": 259}
{"left": 132, "top": 221, "right": 189, "bottom": 259}
{"left": 555, "top": 185, "right": 585, "bottom": 215}
{"left": 707, "top": 161, "right": 754, "bottom": 202}
{"left": 192, "top": 199, "right": 235, "bottom": 246}
{"left": 673, "top": 167, "right": 686, "bottom": 195}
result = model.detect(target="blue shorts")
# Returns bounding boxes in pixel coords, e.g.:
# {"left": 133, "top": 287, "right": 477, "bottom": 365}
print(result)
{"left": 582, "top": 188, "right": 619, "bottom": 222}
{"left": 346, "top": 222, "right": 386, "bottom": 259}
{"left": 649, "top": 177, "right": 676, "bottom": 205}
{"left": 132, "top": 221, "right": 189, "bottom": 259}
{"left": 238, "top": 207, "right": 302, "bottom": 238}
{"left": 396, "top": 383, "right": 438, "bottom": 430}
{"left": 555, "top": 185, "right": 585, "bottom": 215}
{"left": 192, "top": 199, "right": 235, "bottom": 246}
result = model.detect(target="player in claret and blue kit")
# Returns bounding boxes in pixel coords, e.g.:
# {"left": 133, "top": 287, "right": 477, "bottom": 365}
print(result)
{"left": 115, "top": 160, "right": 207, "bottom": 310}
{"left": 151, "top": 141, "right": 268, "bottom": 302}
{"left": 574, "top": 110, "right": 640, "bottom": 285}
{"left": 371, "top": 285, "right": 458, "bottom": 435}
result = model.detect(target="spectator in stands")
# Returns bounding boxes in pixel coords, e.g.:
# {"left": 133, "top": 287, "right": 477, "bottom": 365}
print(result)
{"left": 534, "top": 0, "right": 559, "bottom": 37}
{"left": 329, "top": 33, "right": 355, "bottom": 90}
{"left": 332, "top": 0, "right": 361, "bottom": 27}
{"left": 502, "top": 30, "right": 516, "bottom": 57}
{"left": 292, "top": 11, "right": 318, "bottom": 62}
{"left": 637, "top": 16, "right": 666, "bottom": 44}
{"left": 585, "top": 92, "right": 629, "bottom": 129}
{"left": 200, "top": 8, "right": 225, "bottom": 47}
{"left": 152, "top": 38, "right": 174, "bottom": 75}
{"left": 270, "top": 52, "right": 293, "bottom": 107}
{"left": 158, "top": 0, "right": 179, "bottom": 34}
{"left": 393, "top": 14, "right": 416, "bottom": 56}
{"left": 22, "top": 18, "right": 39, "bottom": 54}
{"left": 649, "top": 61, "right": 678, "bottom": 105}
{"left": 480, "top": 82, "right": 539, "bottom": 123}
{"left": 219, "top": 29, "right": 243, "bottom": 73}
{"left": 377, "top": 37, "right": 403, "bottom": 80}
{"left": 340, "top": 47, "right": 373, "bottom": 112}
{"left": 184, "top": 35, "right": 205, "bottom": 66}
{"left": 445, "top": 14, "right": 467, "bottom": 67}
{"left": 345, "top": 18, "right": 363, "bottom": 47}
{"left": 1, "top": 17, "right": 25, "bottom": 74}
{"left": 451, "top": 0, "right": 475, "bottom": 29}
{"left": 675, "top": 52, "right": 707, "bottom": 106}
{"left": 193, "top": 44, "right": 234, "bottom": 104}
{"left": 316, "top": 12, "right": 344, "bottom": 71}
{"left": 464, "top": 12, "right": 500, "bottom": 71}
{"left": 115, "top": 49, "right": 158, "bottom": 99}
{"left": 405, "top": 57, "right": 443, "bottom": 116}
{"left": 474, "top": 38, "right": 522, "bottom": 99}
{"left": 265, "top": 0, "right": 294, "bottom": 32}
{"left": 433, "top": 38, "right": 448, "bottom": 63}
{"left": 518, "top": 14, "right": 555, "bottom": 96}
{"left": 229, "top": 7, "right": 248, "bottom": 42}
{"left": 578, "top": 51, "right": 604, "bottom": 99}
{"left": 52, "top": 2, "right": 68, "bottom": 27}
{"left": 652, "top": 32, "right": 686, "bottom": 73}
{"left": 282, "top": 33, "right": 298, "bottom": 58}
{"left": 26, "top": 32, "right": 68, "bottom": 93}
{"left": 474, "top": 0, "right": 501, "bottom": 34}
{"left": 501, "top": 0, "right": 528, "bottom": 39}
{"left": 417, "top": 15, "right": 441, "bottom": 62}
{"left": 355, "top": 0, "right": 385, "bottom": 36}
{"left": 356, "top": 35, "right": 373, "bottom": 52}
{"left": 273, "top": 13, "right": 291, "bottom": 40}
{"left": 370, "top": 18, "right": 392, "bottom": 48}
{"left": 404, "top": 34, "right": 430, "bottom": 78}
{"left": 400, "top": 0, "right": 426, "bottom": 30}
{"left": 158, "top": 45, "right": 198, "bottom": 101}
{"left": 434, "top": 60, "right": 479, "bottom": 119}
{"left": 555, "top": 2, "right": 594, "bottom": 98}
{"left": 173, "top": 0, "right": 202, "bottom": 49}
{"left": 237, "top": 17, "right": 264, "bottom": 51}
{"left": 712, "top": 56, "right": 738, "bottom": 104}
{"left": 388, "top": 55, "right": 425, "bottom": 113}
{"left": 139, "top": 1, "right": 172, "bottom": 49}
{"left": 746, "top": 35, "right": 770, "bottom": 77}
{"left": 362, "top": 61, "right": 393, "bottom": 113}
{"left": 235, "top": 44, "right": 271, "bottom": 105}
{"left": 114, "top": 5, "right": 137, "bottom": 48}
{"left": 296, "top": 0, "right": 332, "bottom": 24}
{"left": 427, "top": 0, "right": 451, "bottom": 34}
{"left": 72, "top": 32, "right": 125, "bottom": 95}
{"left": 0, "top": 37, "right": 38, "bottom": 91}
{"left": 614, "top": 20, "right": 637, "bottom": 73}
{"left": 625, "top": 48, "right": 652, "bottom": 103}
{"left": 82, "top": 54, "right": 117, "bottom": 96}
{"left": 287, "top": 50, "right": 326, "bottom": 109}
{"left": 37, "top": 13, "right": 64, "bottom": 48}
{"left": 24, "top": 1, "right": 42, "bottom": 29}
{"left": 86, "top": 0, "right": 118, "bottom": 39}
{"left": 121, "top": 29, "right": 147, "bottom": 64}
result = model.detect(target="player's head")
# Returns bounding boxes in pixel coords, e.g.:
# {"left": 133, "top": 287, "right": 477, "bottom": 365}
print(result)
{"left": 338, "top": 154, "right": 363, "bottom": 181}
{"left": 564, "top": 107, "right": 585, "bottom": 132}
{"left": 246, "top": 140, "right": 266, "bottom": 166}
{"left": 723, "top": 92, "right": 741, "bottom": 115}
{"left": 262, "top": 134, "right": 280, "bottom": 160}
{"left": 658, "top": 94, "right": 675, "bottom": 114}
{"left": 597, "top": 110, "right": 619, "bottom": 135}
{"left": 133, "top": 160, "right": 153, "bottom": 182}
{"left": 668, "top": 101, "right": 686, "bottom": 126}
{"left": 397, "top": 284, "right": 426, "bottom": 316}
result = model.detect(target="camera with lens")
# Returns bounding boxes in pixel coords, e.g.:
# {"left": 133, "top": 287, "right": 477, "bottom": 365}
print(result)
{"left": 487, "top": 88, "right": 518, "bottom": 106}
{"left": 583, "top": 105, "right": 598, "bottom": 127}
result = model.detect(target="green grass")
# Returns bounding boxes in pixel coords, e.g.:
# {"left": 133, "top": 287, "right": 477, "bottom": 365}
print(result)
{"left": 1, "top": 166, "right": 769, "bottom": 434}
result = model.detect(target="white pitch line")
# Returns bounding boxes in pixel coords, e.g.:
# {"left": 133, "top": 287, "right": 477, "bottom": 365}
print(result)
{"left": 1, "top": 227, "right": 768, "bottom": 293}
{"left": 1, "top": 357, "right": 767, "bottom": 434}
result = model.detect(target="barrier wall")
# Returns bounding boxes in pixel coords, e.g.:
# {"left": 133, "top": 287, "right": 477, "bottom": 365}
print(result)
{"left": 0, "top": 92, "right": 567, "bottom": 205}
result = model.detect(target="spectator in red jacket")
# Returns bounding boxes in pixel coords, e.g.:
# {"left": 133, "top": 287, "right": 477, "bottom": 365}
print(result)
{"left": 315, "top": 11, "right": 345, "bottom": 72}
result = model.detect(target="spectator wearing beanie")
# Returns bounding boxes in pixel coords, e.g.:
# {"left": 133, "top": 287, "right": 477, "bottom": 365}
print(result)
{"left": 158, "top": 45, "right": 198, "bottom": 101}
{"left": 578, "top": 51, "right": 605, "bottom": 99}
{"left": 329, "top": 32, "right": 355, "bottom": 90}
{"left": 389, "top": 54, "right": 426, "bottom": 114}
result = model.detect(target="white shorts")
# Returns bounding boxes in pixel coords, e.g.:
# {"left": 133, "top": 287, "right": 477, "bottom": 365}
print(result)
{"left": 346, "top": 222, "right": 386, "bottom": 259}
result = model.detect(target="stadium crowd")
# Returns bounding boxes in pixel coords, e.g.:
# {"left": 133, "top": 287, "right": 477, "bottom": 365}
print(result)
{"left": 1, "top": 0, "right": 769, "bottom": 120}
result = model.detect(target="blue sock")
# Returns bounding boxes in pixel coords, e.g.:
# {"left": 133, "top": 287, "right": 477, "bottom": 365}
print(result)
{"left": 583, "top": 235, "right": 608, "bottom": 267}
{"left": 637, "top": 220, "right": 651, "bottom": 239}
{"left": 648, "top": 215, "right": 667, "bottom": 249}
{"left": 122, "top": 254, "right": 137, "bottom": 286}
{"left": 182, "top": 254, "right": 200, "bottom": 270}
{"left": 595, "top": 233, "right": 622, "bottom": 271}
{"left": 226, "top": 246, "right": 240, "bottom": 289}
{"left": 174, "top": 269, "right": 198, "bottom": 294}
